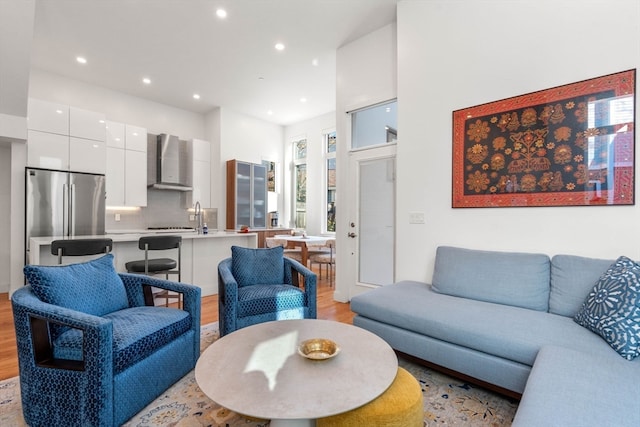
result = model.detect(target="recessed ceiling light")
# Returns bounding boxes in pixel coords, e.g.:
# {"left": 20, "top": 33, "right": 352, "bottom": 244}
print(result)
{"left": 55, "top": 109, "right": 63, "bottom": 114}
{"left": 193, "top": 93, "right": 201, "bottom": 100}
{"left": 274, "top": 43, "right": 285, "bottom": 51}
{"left": 311, "top": 58, "right": 319, "bottom": 66}
{"left": 267, "top": 110, "right": 274, "bottom": 115}
{"left": 300, "top": 97, "right": 307, "bottom": 103}
{"left": 142, "top": 77, "right": 151, "bottom": 85}
{"left": 216, "top": 8, "right": 227, "bottom": 18}
{"left": 76, "top": 56, "right": 87, "bottom": 64}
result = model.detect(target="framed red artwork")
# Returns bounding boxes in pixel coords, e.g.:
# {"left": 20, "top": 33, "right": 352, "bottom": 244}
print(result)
{"left": 452, "top": 69, "right": 636, "bottom": 208}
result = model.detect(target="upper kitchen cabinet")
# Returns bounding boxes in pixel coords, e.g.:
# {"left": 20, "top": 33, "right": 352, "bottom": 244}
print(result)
{"left": 27, "top": 99, "right": 106, "bottom": 174}
{"left": 27, "top": 130, "right": 105, "bottom": 174}
{"left": 191, "top": 138, "right": 211, "bottom": 208}
{"left": 125, "top": 125, "right": 147, "bottom": 152}
{"left": 105, "top": 121, "right": 147, "bottom": 207}
{"left": 226, "top": 159, "right": 267, "bottom": 230}
{"left": 106, "top": 121, "right": 125, "bottom": 148}
{"left": 70, "top": 107, "right": 106, "bottom": 141}
{"left": 27, "top": 130, "right": 69, "bottom": 170}
{"left": 27, "top": 99, "right": 69, "bottom": 135}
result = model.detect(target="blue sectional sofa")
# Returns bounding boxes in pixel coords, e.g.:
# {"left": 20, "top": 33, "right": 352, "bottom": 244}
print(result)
{"left": 350, "top": 246, "right": 640, "bottom": 426}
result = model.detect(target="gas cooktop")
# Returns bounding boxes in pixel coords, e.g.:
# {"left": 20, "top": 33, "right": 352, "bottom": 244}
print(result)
{"left": 148, "top": 226, "right": 195, "bottom": 230}
{"left": 147, "top": 226, "right": 196, "bottom": 233}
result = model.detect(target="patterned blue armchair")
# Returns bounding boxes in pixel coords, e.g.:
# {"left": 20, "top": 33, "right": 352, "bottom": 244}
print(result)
{"left": 218, "top": 245, "right": 317, "bottom": 336}
{"left": 12, "top": 254, "right": 201, "bottom": 427}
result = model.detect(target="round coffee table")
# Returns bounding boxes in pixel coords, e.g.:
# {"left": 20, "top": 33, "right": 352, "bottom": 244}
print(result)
{"left": 195, "top": 319, "right": 398, "bottom": 427}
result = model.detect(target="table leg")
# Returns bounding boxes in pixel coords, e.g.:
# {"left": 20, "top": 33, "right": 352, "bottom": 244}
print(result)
{"left": 270, "top": 419, "right": 315, "bottom": 427}
{"left": 301, "top": 243, "right": 308, "bottom": 266}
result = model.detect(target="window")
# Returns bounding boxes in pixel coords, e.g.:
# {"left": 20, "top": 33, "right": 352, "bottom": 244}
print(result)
{"left": 293, "top": 138, "right": 307, "bottom": 228}
{"left": 325, "top": 131, "right": 336, "bottom": 232}
{"left": 351, "top": 100, "right": 397, "bottom": 149}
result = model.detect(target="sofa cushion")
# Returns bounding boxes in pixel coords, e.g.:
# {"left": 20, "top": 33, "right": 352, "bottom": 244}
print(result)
{"left": 431, "top": 246, "right": 550, "bottom": 311}
{"left": 549, "top": 254, "right": 614, "bottom": 317}
{"left": 237, "top": 284, "right": 306, "bottom": 317}
{"left": 512, "top": 345, "right": 640, "bottom": 427}
{"left": 23, "top": 253, "right": 128, "bottom": 317}
{"left": 574, "top": 256, "right": 640, "bottom": 360}
{"left": 232, "top": 245, "right": 284, "bottom": 287}
{"left": 351, "top": 281, "right": 619, "bottom": 367}
{"left": 53, "top": 306, "right": 191, "bottom": 373}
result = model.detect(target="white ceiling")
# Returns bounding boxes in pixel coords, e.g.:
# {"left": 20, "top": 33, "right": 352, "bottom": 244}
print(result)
{"left": 30, "top": 0, "right": 399, "bottom": 126}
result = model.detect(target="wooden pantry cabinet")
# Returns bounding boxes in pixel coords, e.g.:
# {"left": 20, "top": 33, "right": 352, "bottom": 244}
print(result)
{"left": 226, "top": 159, "right": 267, "bottom": 230}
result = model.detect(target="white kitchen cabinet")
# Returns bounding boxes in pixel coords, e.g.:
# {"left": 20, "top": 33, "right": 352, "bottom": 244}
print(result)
{"left": 106, "top": 147, "right": 125, "bottom": 206}
{"left": 190, "top": 138, "right": 211, "bottom": 208}
{"left": 125, "top": 149, "right": 147, "bottom": 206}
{"left": 125, "top": 125, "right": 146, "bottom": 152}
{"left": 106, "top": 121, "right": 125, "bottom": 148}
{"left": 27, "top": 130, "right": 69, "bottom": 170}
{"left": 69, "top": 137, "right": 106, "bottom": 174}
{"left": 27, "top": 129, "right": 106, "bottom": 174}
{"left": 70, "top": 107, "right": 106, "bottom": 142}
{"left": 27, "top": 99, "right": 69, "bottom": 135}
{"left": 105, "top": 122, "right": 147, "bottom": 207}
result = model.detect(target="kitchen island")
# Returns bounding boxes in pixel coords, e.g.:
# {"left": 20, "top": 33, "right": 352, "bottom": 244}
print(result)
{"left": 28, "top": 231, "right": 257, "bottom": 296}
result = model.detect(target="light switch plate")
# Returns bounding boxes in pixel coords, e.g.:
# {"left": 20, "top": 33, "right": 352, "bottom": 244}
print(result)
{"left": 115, "top": 213, "right": 121, "bottom": 222}
{"left": 409, "top": 211, "right": 425, "bottom": 224}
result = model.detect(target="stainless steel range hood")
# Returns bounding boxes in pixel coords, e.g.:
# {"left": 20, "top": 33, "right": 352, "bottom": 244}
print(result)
{"left": 147, "top": 133, "right": 193, "bottom": 191}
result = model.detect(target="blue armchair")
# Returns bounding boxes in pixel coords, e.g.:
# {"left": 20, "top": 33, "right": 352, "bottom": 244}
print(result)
{"left": 218, "top": 245, "right": 317, "bottom": 336}
{"left": 12, "top": 254, "right": 201, "bottom": 427}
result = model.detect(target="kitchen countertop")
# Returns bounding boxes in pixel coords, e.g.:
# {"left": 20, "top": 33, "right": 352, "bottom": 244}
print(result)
{"left": 30, "top": 230, "right": 256, "bottom": 246}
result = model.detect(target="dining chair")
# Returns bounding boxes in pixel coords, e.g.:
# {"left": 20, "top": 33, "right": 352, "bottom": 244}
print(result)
{"left": 310, "top": 239, "right": 336, "bottom": 286}
{"left": 265, "top": 237, "right": 304, "bottom": 263}
{"left": 125, "top": 235, "right": 182, "bottom": 307}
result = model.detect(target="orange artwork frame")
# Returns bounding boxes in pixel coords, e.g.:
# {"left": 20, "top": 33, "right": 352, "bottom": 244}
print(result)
{"left": 452, "top": 69, "right": 636, "bottom": 208}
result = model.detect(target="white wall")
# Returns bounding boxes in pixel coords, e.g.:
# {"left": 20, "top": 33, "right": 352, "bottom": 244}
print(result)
{"left": 29, "top": 68, "right": 205, "bottom": 139}
{"left": 395, "top": 0, "right": 640, "bottom": 282}
{"left": 217, "top": 108, "right": 284, "bottom": 229}
{"left": 284, "top": 112, "right": 335, "bottom": 234}
{"left": 0, "top": 147, "right": 10, "bottom": 292}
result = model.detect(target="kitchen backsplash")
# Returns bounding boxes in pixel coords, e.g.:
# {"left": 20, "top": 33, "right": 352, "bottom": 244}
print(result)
{"left": 105, "top": 189, "right": 217, "bottom": 231}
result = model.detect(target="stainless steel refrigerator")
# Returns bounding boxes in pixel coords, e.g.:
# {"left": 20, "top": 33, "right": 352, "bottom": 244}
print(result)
{"left": 25, "top": 167, "right": 106, "bottom": 256}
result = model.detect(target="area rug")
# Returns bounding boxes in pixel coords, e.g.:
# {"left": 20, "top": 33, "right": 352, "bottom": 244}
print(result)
{"left": 0, "top": 322, "right": 518, "bottom": 426}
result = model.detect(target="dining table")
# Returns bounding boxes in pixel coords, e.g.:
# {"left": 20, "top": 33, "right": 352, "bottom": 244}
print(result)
{"left": 274, "top": 234, "right": 334, "bottom": 266}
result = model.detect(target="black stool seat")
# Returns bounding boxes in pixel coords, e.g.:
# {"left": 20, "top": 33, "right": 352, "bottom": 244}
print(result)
{"left": 125, "top": 235, "right": 182, "bottom": 307}
{"left": 125, "top": 258, "right": 177, "bottom": 273}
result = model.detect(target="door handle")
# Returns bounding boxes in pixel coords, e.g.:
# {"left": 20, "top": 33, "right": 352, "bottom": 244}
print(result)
{"left": 348, "top": 232, "right": 357, "bottom": 238}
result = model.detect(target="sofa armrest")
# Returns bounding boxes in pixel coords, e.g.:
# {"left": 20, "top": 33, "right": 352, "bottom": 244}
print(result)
{"left": 11, "top": 286, "right": 113, "bottom": 372}
{"left": 218, "top": 258, "right": 239, "bottom": 336}
{"left": 284, "top": 258, "right": 317, "bottom": 319}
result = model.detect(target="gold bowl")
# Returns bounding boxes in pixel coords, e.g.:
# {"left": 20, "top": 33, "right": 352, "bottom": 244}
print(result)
{"left": 297, "top": 338, "right": 340, "bottom": 360}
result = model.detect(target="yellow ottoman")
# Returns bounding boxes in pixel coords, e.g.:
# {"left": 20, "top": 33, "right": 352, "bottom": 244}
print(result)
{"left": 317, "top": 367, "right": 423, "bottom": 427}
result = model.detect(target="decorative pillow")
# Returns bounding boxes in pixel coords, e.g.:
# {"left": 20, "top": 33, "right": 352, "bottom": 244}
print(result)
{"left": 231, "top": 245, "right": 284, "bottom": 287}
{"left": 574, "top": 256, "right": 640, "bottom": 360}
{"left": 24, "top": 253, "right": 128, "bottom": 317}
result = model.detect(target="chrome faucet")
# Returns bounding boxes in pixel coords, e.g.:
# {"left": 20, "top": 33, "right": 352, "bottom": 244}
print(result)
{"left": 194, "top": 201, "right": 202, "bottom": 234}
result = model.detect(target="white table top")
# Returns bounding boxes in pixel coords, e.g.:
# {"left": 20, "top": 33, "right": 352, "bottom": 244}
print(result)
{"left": 195, "top": 319, "right": 397, "bottom": 422}
{"left": 274, "top": 235, "right": 334, "bottom": 244}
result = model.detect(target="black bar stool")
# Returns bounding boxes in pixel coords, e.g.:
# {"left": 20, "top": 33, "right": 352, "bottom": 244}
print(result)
{"left": 51, "top": 238, "right": 113, "bottom": 264}
{"left": 125, "top": 235, "right": 182, "bottom": 306}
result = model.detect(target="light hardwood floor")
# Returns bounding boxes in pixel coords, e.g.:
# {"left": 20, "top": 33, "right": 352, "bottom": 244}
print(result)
{"left": 0, "top": 267, "right": 354, "bottom": 381}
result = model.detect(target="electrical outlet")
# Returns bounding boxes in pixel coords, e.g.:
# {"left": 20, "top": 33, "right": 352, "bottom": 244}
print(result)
{"left": 115, "top": 213, "right": 121, "bottom": 222}
{"left": 189, "top": 214, "right": 195, "bottom": 221}
{"left": 409, "top": 211, "right": 425, "bottom": 224}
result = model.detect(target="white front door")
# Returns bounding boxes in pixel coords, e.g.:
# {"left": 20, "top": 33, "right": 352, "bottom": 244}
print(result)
{"left": 346, "top": 144, "right": 396, "bottom": 297}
